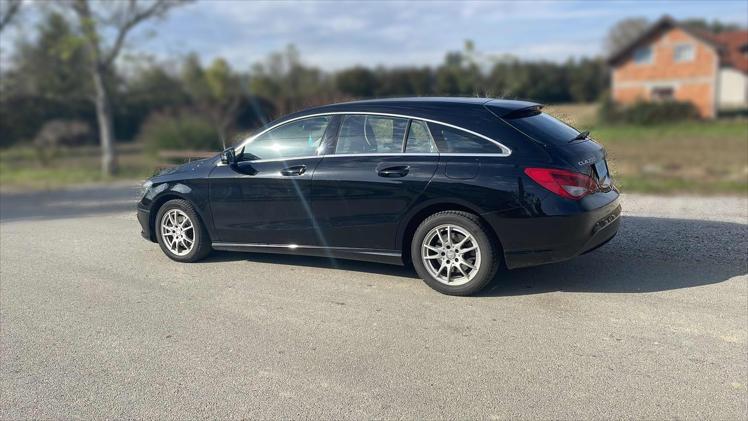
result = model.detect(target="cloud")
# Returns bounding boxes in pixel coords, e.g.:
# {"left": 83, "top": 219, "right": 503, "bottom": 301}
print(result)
{"left": 130, "top": 0, "right": 748, "bottom": 70}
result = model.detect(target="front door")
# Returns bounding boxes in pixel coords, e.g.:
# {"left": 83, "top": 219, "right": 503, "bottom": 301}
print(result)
{"left": 209, "top": 115, "right": 338, "bottom": 245}
{"left": 312, "top": 116, "right": 439, "bottom": 251}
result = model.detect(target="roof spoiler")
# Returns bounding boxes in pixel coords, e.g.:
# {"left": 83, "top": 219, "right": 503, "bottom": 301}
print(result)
{"left": 501, "top": 104, "right": 544, "bottom": 119}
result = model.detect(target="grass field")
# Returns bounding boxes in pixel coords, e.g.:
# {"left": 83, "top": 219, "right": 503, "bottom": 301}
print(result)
{"left": 1, "top": 107, "right": 747, "bottom": 195}
{"left": 0, "top": 144, "right": 158, "bottom": 191}
{"left": 591, "top": 120, "right": 747, "bottom": 194}
{"left": 547, "top": 104, "right": 748, "bottom": 195}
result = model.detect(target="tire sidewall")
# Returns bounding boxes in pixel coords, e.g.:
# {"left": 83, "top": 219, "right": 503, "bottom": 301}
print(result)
{"left": 155, "top": 200, "right": 207, "bottom": 262}
{"left": 411, "top": 213, "right": 496, "bottom": 295}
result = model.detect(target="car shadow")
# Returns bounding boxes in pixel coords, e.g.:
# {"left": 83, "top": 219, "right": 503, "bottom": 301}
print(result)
{"left": 482, "top": 215, "right": 747, "bottom": 295}
{"left": 202, "top": 216, "right": 747, "bottom": 295}
{"left": 202, "top": 250, "right": 420, "bottom": 279}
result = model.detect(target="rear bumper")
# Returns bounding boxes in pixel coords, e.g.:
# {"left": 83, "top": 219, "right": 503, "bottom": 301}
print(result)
{"left": 489, "top": 198, "right": 621, "bottom": 269}
{"left": 137, "top": 205, "right": 154, "bottom": 242}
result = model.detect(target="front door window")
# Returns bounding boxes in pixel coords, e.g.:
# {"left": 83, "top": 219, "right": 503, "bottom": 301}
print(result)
{"left": 242, "top": 116, "right": 331, "bottom": 161}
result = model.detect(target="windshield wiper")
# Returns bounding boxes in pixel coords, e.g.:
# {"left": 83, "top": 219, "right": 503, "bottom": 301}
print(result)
{"left": 569, "top": 130, "right": 590, "bottom": 143}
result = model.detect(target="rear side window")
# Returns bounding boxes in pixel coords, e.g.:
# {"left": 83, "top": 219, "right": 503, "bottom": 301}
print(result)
{"left": 504, "top": 111, "right": 580, "bottom": 145}
{"left": 427, "top": 122, "right": 502, "bottom": 153}
{"left": 335, "top": 115, "right": 407, "bottom": 154}
{"left": 405, "top": 120, "right": 437, "bottom": 153}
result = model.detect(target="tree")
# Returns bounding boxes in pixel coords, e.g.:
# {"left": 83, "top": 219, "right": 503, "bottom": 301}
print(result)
{"left": 404, "top": 67, "right": 433, "bottom": 96}
{"left": 0, "top": 11, "right": 94, "bottom": 148}
{"left": 377, "top": 67, "right": 434, "bottom": 96}
{"left": 71, "top": 0, "right": 190, "bottom": 175}
{"left": 126, "top": 64, "right": 188, "bottom": 111}
{"left": 682, "top": 19, "right": 742, "bottom": 34}
{"left": 10, "top": 12, "right": 90, "bottom": 100}
{"left": 0, "top": 0, "right": 22, "bottom": 33}
{"left": 182, "top": 55, "right": 243, "bottom": 145}
{"left": 434, "top": 67, "right": 461, "bottom": 95}
{"left": 604, "top": 17, "right": 649, "bottom": 55}
{"left": 336, "top": 66, "right": 377, "bottom": 98}
{"left": 249, "top": 44, "right": 334, "bottom": 117}
{"left": 434, "top": 41, "right": 487, "bottom": 96}
{"left": 567, "top": 58, "right": 608, "bottom": 103}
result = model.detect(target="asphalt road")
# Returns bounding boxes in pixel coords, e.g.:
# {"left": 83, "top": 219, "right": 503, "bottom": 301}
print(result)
{"left": 1, "top": 183, "right": 746, "bottom": 419}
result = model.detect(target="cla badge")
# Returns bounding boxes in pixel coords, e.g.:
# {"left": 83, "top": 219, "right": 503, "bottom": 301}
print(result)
{"left": 578, "top": 157, "right": 596, "bottom": 166}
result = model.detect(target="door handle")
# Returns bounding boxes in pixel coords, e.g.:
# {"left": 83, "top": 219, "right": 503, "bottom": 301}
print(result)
{"left": 377, "top": 165, "right": 410, "bottom": 178}
{"left": 280, "top": 165, "right": 306, "bottom": 176}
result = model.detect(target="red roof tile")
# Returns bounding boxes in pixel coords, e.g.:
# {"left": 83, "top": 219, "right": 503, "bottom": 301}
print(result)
{"left": 705, "top": 30, "right": 748, "bottom": 73}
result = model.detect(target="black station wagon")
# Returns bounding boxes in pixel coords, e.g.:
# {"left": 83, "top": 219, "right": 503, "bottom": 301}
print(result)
{"left": 137, "top": 97, "right": 621, "bottom": 295}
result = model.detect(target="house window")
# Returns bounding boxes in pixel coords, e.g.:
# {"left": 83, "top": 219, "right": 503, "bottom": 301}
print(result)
{"left": 633, "top": 46, "right": 653, "bottom": 64}
{"left": 674, "top": 44, "right": 695, "bottom": 62}
{"left": 740, "top": 43, "right": 748, "bottom": 57}
{"left": 651, "top": 86, "right": 675, "bottom": 101}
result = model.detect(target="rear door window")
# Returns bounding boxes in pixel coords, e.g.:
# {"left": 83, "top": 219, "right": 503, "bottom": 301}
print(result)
{"left": 427, "top": 122, "right": 502, "bottom": 153}
{"left": 405, "top": 120, "right": 438, "bottom": 153}
{"left": 504, "top": 111, "right": 581, "bottom": 145}
{"left": 335, "top": 115, "right": 408, "bottom": 154}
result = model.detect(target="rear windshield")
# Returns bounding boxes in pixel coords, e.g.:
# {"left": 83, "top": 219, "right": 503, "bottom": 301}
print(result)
{"left": 504, "top": 110, "right": 581, "bottom": 145}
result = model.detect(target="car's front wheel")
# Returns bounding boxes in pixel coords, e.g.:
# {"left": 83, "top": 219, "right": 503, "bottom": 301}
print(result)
{"left": 155, "top": 199, "right": 212, "bottom": 262}
{"left": 411, "top": 211, "right": 500, "bottom": 296}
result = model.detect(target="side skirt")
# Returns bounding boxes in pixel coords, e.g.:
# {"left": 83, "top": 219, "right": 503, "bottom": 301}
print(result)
{"left": 211, "top": 242, "right": 403, "bottom": 266}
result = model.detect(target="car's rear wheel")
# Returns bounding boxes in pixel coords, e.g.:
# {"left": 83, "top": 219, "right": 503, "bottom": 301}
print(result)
{"left": 155, "top": 199, "right": 212, "bottom": 262}
{"left": 411, "top": 211, "right": 499, "bottom": 295}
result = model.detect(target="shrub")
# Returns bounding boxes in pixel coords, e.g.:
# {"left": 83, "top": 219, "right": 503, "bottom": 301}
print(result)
{"left": 717, "top": 107, "right": 748, "bottom": 119}
{"left": 33, "top": 119, "right": 94, "bottom": 165}
{"left": 137, "top": 111, "right": 221, "bottom": 154}
{"left": 598, "top": 98, "right": 700, "bottom": 125}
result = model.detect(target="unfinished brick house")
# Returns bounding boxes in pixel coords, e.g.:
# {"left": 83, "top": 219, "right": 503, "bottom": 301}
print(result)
{"left": 609, "top": 16, "right": 748, "bottom": 118}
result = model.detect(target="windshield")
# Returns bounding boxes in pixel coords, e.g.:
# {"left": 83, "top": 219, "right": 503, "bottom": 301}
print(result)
{"left": 505, "top": 111, "right": 582, "bottom": 145}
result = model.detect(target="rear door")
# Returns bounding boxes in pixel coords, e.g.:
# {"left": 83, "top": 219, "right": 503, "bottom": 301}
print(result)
{"left": 311, "top": 115, "right": 439, "bottom": 251}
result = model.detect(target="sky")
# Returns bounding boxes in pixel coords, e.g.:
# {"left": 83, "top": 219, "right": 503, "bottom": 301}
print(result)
{"left": 3, "top": 0, "right": 748, "bottom": 71}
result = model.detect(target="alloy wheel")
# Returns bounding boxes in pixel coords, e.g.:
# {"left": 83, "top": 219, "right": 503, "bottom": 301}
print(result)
{"left": 160, "top": 209, "right": 195, "bottom": 256}
{"left": 421, "top": 224, "right": 481, "bottom": 286}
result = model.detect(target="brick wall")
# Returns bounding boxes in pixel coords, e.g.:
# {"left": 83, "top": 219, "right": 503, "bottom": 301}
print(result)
{"left": 611, "top": 27, "right": 718, "bottom": 118}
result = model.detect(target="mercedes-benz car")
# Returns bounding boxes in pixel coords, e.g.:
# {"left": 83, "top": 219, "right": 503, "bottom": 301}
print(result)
{"left": 137, "top": 97, "right": 620, "bottom": 295}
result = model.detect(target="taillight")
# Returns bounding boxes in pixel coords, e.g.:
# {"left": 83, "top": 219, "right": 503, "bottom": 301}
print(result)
{"left": 524, "top": 167, "right": 598, "bottom": 200}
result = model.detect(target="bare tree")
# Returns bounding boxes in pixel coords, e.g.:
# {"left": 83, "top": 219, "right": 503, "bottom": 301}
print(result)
{"left": 71, "top": 0, "right": 190, "bottom": 175}
{"left": 0, "top": 0, "right": 23, "bottom": 33}
{"left": 604, "top": 17, "right": 650, "bottom": 56}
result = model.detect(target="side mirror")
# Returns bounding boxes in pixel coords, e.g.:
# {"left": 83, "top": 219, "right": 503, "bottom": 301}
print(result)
{"left": 221, "top": 147, "right": 236, "bottom": 165}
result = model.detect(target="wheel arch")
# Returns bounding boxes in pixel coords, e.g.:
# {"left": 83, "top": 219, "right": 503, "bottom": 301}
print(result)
{"left": 148, "top": 192, "right": 211, "bottom": 243}
{"left": 398, "top": 200, "right": 503, "bottom": 266}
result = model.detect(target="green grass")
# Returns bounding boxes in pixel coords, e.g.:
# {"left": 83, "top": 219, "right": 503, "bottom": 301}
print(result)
{"left": 583, "top": 119, "right": 748, "bottom": 195}
{"left": 588, "top": 119, "right": 748, "bottom": 143}
{"left": 543, "top": 105, "right": 748, "bottom": 195}
{"left": 0, "top": 144, "right": 156, "bottom": 191}
{"left": 0, "top": 163, "right": 153, "bottom": 187}
{"left": 615, "top": 175, "right": 747, "bottom": 195}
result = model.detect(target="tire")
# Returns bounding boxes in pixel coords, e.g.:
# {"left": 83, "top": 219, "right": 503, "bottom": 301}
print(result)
{"left": 411, "top": 211, "right": 499, "bottom": 296}
{"left": 155, "top": 199, "right": 212, "bottom": 262}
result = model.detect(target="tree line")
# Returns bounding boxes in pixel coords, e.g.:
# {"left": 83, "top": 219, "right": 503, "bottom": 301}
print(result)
{"left": 2, "top": 1, "right": 736, "bottom": 175}
{"left": 0, "top": 11, "right": 608, "bottom": 156}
